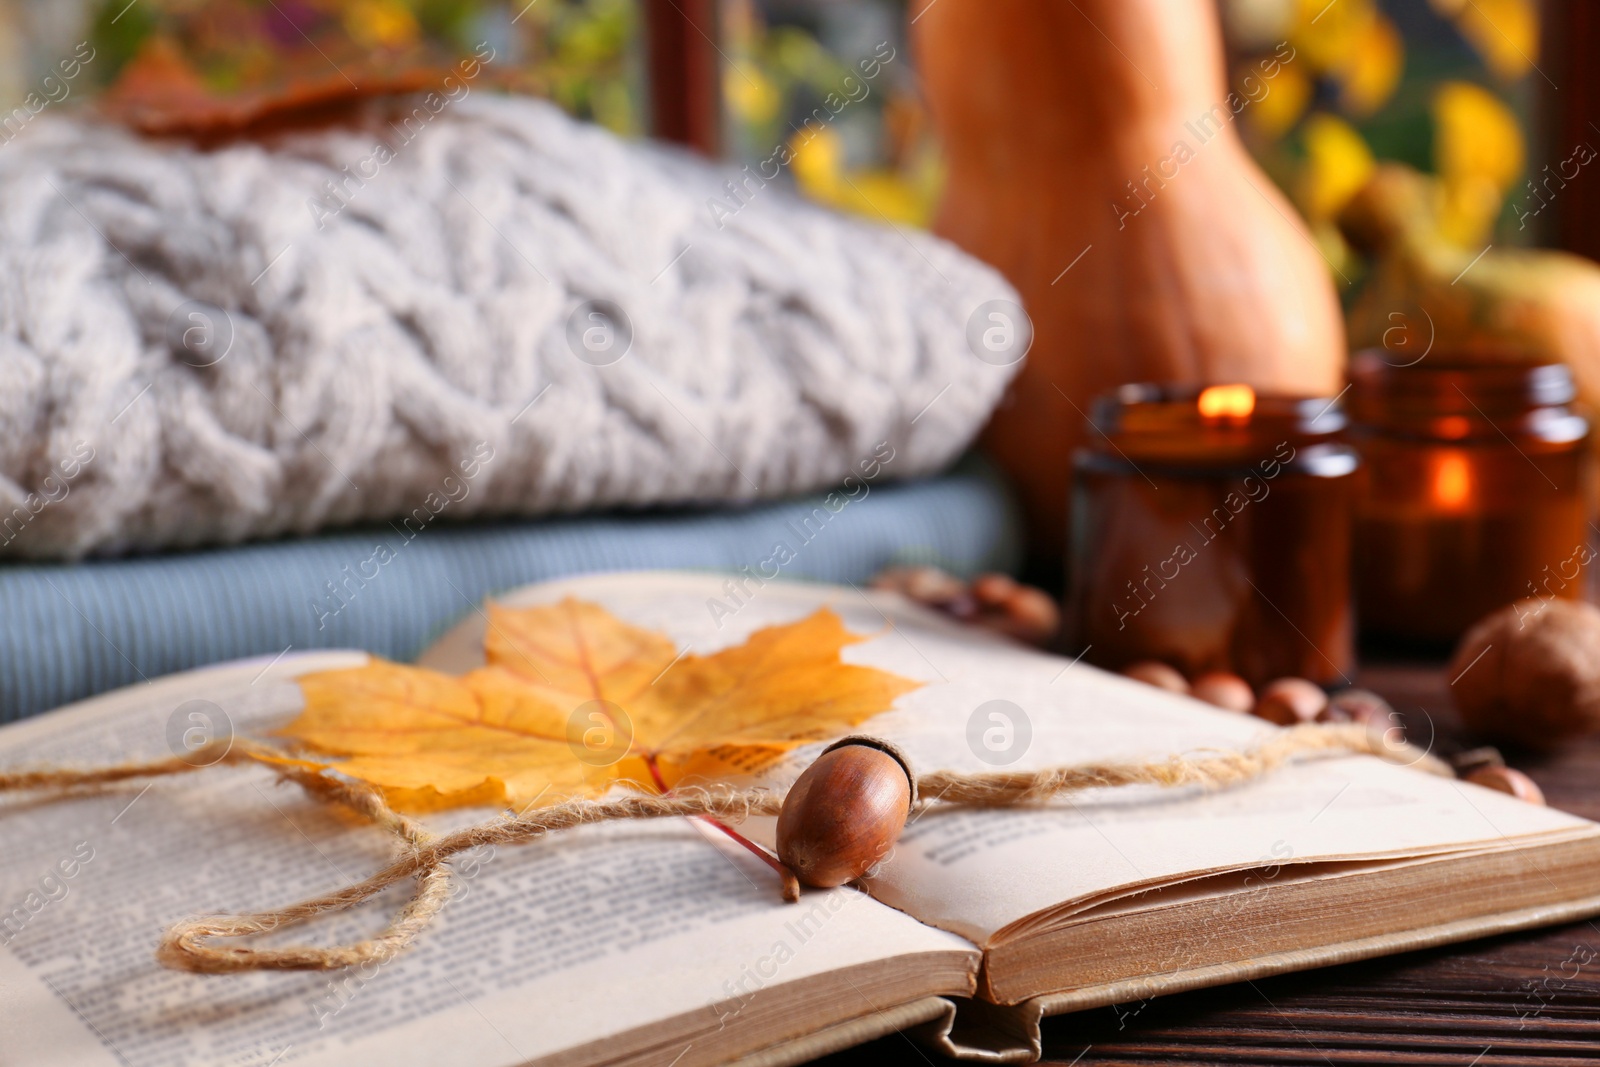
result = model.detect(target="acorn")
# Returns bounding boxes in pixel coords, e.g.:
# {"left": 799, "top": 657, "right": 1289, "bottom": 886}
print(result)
{"left": 777, "top": 738, "right": 915, "bottom": 889}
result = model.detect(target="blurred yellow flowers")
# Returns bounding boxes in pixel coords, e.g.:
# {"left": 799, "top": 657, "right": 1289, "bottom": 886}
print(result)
{"left": 724, "top": 62, "right": 781, "bottom": 127}
{"left": 1245, "top": 60, "right": 1311, "bottom": 139}
{"left": 1283, "top": 0, "right": 1402, "bottom": 116}
{"left": 1335, "top": 11, "right": 1402, "bottom": 116}
{"left": 341, "top": 0, "right": 420, "bottom": 51}
{"left": 789, "top": 126, "right": 931, "bottom": 227}
{"left": 1432, "top": 80, "right": 1525, "bottom": 246}
{"left": 1299, "top": 113, "right": 1376, "bottom": 222}
{"left": 1234, "top": 0, "right": 1537, "bottom": 264}
{"left": 1428, "top": 0, "right": 1537, "bottom": 81}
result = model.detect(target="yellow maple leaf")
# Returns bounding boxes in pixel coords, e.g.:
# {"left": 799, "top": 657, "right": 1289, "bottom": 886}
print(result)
{"left": 286, "top": 599, "right": 920, "bottom": 811}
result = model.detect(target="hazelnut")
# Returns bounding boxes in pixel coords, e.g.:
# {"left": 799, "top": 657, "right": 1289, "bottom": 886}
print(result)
{"left": 972, "top": 576, "right": 1062, "bottom": 645}
{"left": 1319, "top": 688, "right": 1396, "bottom": 729}
{"left": 873, "top": 566, "right": 967, "bottom": 606}
{"left": 1253, "top": 678, "right": 1327, "bottom": 725}
{"left": 971, "top": 573, "right": 1020, "bottom": 604}
{"left": 1190, "top": 672, "right": 1254, "bottom": 713}
{"left": 1464, "top": 765, "right": 1546, "bottom": 806}
{"left": 1450, "top": 746, "right": 1506, "bottom": 778}
{"left": 777, "top": 740, "right": 912, "bottom": 888}
{"left": 872, "top": 567, "right": 1059, "bottom": 645}
{"left": 1449, "top": 599, "right": 1600, "bottom": 750}
{"left": 1121, "top": 661, "right": 1190, "bottom": 694}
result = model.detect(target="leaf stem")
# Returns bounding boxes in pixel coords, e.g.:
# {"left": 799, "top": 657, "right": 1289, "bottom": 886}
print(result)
{"left": 642, "top": 753, "right": 672, "bottom": 794}
{"left": 643, "top": 753, "right": 800, "bottom": 902}
{"left": 703, "top": 816, "right": 802, "bottom": 902}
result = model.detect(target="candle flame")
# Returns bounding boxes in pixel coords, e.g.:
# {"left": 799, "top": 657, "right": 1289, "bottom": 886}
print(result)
{"left": 1198, "top": 384, "right": 1256, "bottom": 419}
{"left": 1433, "top": 452, "right": 1473, "bottom": 510}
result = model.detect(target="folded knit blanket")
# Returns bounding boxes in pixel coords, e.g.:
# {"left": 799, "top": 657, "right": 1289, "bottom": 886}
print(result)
{"left": 0, "top": 93, "right": 1024, "bottom": 559}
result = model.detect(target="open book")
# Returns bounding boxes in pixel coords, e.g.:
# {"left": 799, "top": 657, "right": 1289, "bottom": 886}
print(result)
{"left": 4, "top": 571, "right": 1599, "bottom": 1067}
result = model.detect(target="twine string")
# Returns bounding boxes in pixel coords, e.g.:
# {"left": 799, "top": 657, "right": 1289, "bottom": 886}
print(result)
{"left": 0, "top": 723, "right": 1446, "bottom": 975}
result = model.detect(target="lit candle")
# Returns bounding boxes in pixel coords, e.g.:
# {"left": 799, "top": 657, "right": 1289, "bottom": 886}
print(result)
{"left": 1431, "top": 451, "right": 1474, "bottom": 513}
{"left": 1198, "top": 384, "right": 1257, "bottom": 420}
{"left": 1349, "top": 352, "right": 1593, "bottom": 647}
{"left": 1068, "top": 384, "right": 1357, "bottom": 686}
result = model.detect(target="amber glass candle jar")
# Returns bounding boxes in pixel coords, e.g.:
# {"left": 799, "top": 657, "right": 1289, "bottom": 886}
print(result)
{"left": 1349, "top": 351, "right": 1594, "bottom": 647}
{"left": 1067, "top": 384, "right": 1358, "bottom": 687}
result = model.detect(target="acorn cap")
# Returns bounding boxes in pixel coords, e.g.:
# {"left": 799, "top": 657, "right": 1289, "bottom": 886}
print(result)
{"left": 821, "top": 735, "right": 917, "bottom": 807}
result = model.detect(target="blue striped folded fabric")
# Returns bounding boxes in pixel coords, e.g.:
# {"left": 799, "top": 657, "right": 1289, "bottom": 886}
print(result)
{"left": 0, "top": 459, "right": 1020, "bottom": 721}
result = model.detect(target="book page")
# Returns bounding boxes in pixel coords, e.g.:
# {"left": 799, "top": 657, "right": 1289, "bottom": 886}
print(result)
{"left": 0, "top": 651, "right": 977, "bottom": 1067}
{"left": 430, "top": 574, "right": 1596, "bottom": 951}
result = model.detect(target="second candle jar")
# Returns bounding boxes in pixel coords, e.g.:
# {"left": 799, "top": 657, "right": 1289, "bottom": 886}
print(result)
{"left": 1068, "top": 384, "right": 1359, "bottom": 687}
{"left": 1348, "top": 351, "right": 1594, "bottom": 647}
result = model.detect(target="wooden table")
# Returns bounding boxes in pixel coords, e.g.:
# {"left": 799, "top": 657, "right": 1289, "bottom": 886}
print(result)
{"left": 816, "top": 664, "right": 1600, "bottom": 1065}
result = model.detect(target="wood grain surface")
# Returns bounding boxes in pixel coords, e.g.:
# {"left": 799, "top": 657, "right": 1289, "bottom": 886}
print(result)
{"left": 814, "top": 663, "right": 1600, "bottom": 1065}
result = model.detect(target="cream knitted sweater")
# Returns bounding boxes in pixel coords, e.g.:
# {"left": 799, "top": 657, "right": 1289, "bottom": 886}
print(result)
{"left": 0, "top": 94, "right": 1025, "bottom": 558}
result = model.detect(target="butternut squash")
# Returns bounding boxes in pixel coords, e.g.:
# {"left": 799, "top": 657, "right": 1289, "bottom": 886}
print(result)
{"left": 913, "top": 0, "right": 1345, "bottom": 565}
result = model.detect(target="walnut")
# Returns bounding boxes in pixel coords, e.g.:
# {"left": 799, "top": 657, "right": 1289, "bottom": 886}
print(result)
{"left": 1449, "top": 599, "right": 1600, "bottom": 749}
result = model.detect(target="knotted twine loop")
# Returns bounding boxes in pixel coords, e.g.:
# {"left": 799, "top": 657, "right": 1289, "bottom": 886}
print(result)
{"left": 0, "top": 722, "right": 1446, "bottom": 975}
